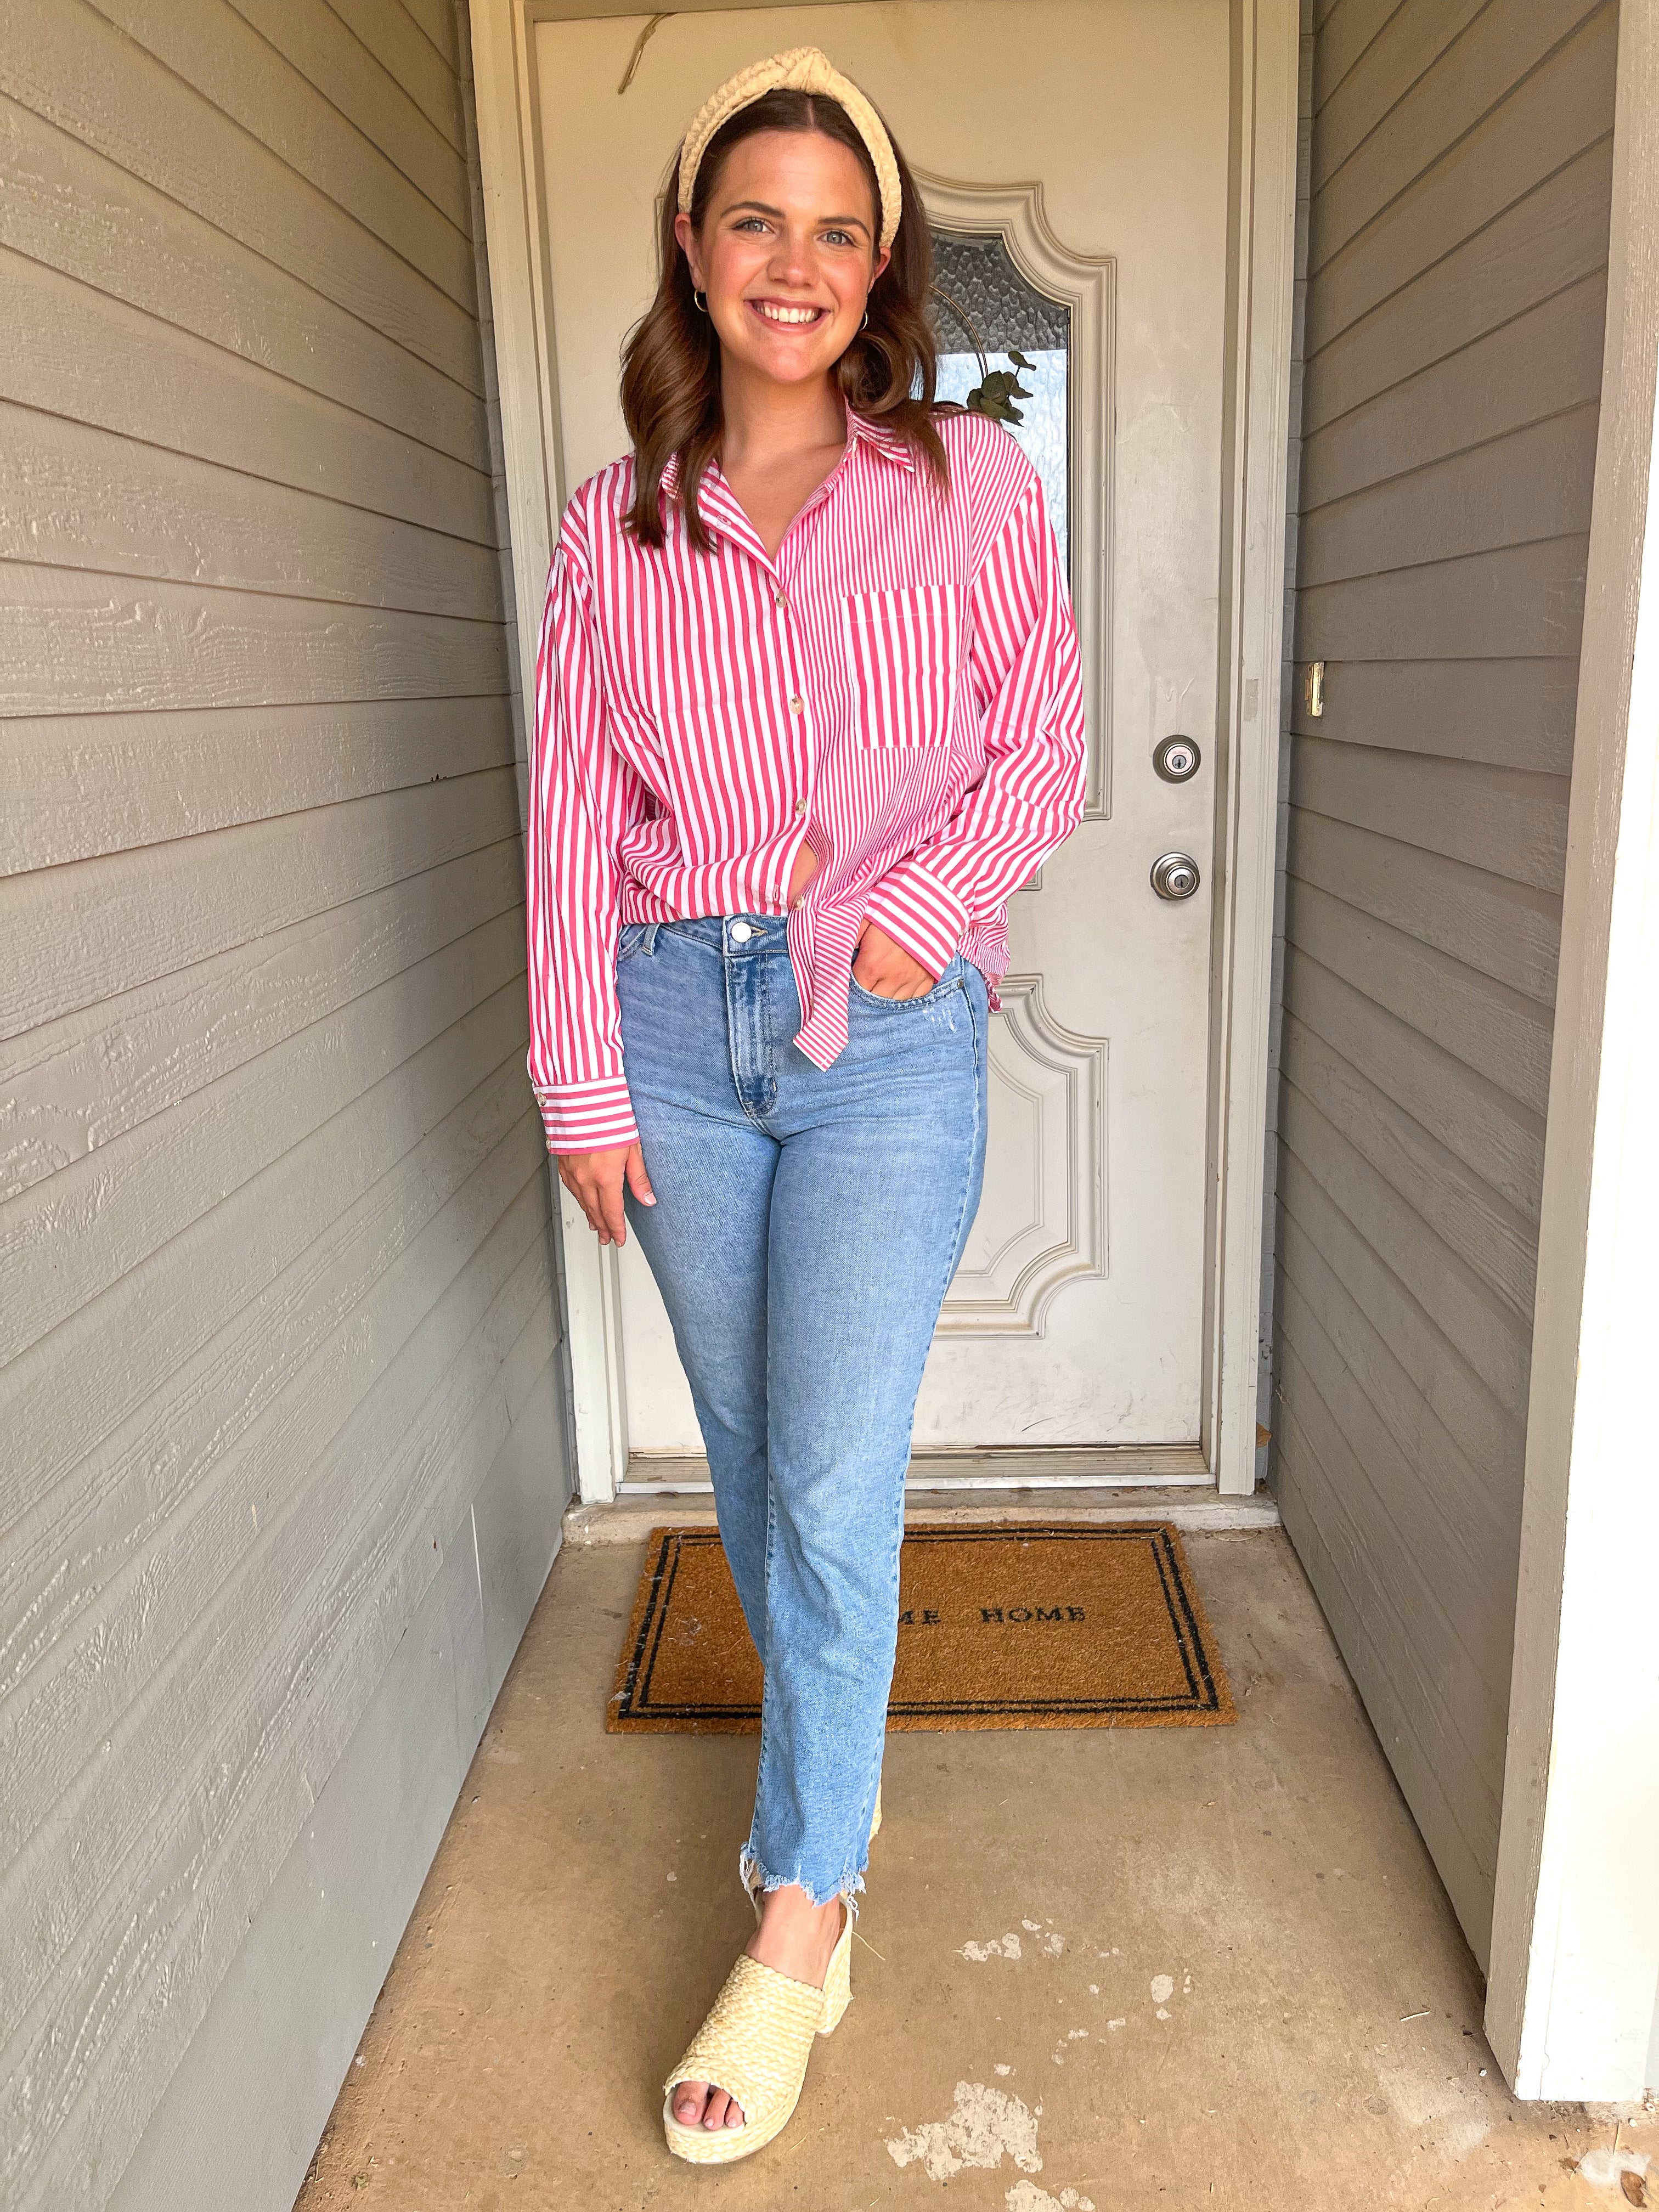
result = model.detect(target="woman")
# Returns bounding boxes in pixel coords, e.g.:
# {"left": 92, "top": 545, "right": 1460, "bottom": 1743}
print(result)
{"left": 526, "top": 44, "right": 1086, "bottom": 2164}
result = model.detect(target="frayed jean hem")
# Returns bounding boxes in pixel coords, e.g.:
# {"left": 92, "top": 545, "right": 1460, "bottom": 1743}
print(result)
{"left": 738, "top": 1844, "right": 867, "bottom": 1921}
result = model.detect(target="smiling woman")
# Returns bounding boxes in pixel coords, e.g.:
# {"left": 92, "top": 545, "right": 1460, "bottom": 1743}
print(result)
{"left": 522, "top": 42, "right": 1087, "bottom": 2170}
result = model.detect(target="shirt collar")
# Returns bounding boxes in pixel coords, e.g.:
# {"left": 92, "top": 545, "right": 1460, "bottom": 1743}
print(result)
{"left": 653, "top": 400, "right": 916, "bottom": 508}
{"left": 844, "top": 405, "right": 918, "bottom": 471}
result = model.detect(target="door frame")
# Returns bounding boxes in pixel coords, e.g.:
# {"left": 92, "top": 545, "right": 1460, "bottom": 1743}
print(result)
{"left": 1485, "top": 0, "right": 1659, "bottom": 2102}
{"left": 470, "top": 0, "right": 1301, "bottom": 1502}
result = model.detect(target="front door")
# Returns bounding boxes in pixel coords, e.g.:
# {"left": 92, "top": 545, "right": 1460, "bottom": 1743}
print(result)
{"left": 532, "top": 1, "right": 1229, "bottom": 1476}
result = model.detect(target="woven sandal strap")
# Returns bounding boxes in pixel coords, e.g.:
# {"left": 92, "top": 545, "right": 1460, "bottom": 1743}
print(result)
{"left": 664, "top": 1955, "right": 825, "bottom": 2118}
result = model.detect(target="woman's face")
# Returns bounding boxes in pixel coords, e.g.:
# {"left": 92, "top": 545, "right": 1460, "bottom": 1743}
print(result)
{"left": 675, "top": 128, "right": 890, "bottom": 392}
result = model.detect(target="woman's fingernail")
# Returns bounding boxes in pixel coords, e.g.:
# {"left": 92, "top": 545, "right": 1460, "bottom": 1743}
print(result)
{"left": 642, "top": 1193, "right": 657, "bottom": 1205}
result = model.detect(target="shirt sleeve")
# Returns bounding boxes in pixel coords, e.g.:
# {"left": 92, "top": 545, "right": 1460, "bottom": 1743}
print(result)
{"left": 524, "top": 527, "right": 645, "bottom": 1154}
{"left": 860, "top": 470, "right": 1087, "bottom": 978}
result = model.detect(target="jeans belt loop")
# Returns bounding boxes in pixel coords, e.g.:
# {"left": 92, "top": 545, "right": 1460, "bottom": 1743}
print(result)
{"left": 642, "top": 919, "right": 661, "bottom": 955}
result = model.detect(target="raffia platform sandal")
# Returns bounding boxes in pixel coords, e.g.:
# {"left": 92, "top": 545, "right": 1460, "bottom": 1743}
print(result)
{"left": 662, "top": 1903, "right": 853, "bottom": 2165}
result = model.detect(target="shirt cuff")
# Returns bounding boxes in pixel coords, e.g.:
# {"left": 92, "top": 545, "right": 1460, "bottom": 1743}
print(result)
{"left": 862, "top": 856, "right": 971, "bottom": 980}
{"left": 532, "top": 1077, "right": 639, "bottom": 1154}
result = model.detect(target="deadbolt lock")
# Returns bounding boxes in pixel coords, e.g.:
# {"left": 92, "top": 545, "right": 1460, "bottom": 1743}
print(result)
{"left": 1150, "top": 851, "right": 1201, "bottom": 901}
{"left": 1153, "top": 735, "right": 1202, "bottom": 783}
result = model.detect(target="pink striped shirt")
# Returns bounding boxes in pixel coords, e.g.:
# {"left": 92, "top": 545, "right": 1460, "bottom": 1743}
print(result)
{"left": 526, "top": 403, "right": 1087, "bottom": 1154}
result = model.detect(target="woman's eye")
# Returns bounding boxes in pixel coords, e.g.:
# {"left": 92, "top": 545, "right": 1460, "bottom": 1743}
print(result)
{"left": 822, "top": 229, "right": 855, "bottom": 248}
{"left": 734, "top": 217, "right": 770, "bottom": 234}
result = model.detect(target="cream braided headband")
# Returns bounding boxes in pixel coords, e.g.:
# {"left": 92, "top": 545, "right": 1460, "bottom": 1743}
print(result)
{"left": 676, "top": 46, "right": 902, "bottom": 252}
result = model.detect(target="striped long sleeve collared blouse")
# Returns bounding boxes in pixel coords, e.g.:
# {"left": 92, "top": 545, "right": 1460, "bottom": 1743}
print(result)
{"left": 526, "top": 403, "right": 1087, "bottom": 1154}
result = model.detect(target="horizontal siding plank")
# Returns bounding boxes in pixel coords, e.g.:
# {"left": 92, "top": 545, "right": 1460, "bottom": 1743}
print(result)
{"left": 1274, "top": 1324, "right": 1509, "bottom": 1804}
{"left": 3, "top": 1071, "right": 542, "bottom": 1738}
{"left": 397, "top": 0, "right": 458, "bottom": 72}
{"left": 1312, "top": 0, "right": 1396, "bottom": 114}
{"left": 82, "top": 0, "right": 476, "bottom": 308}
{"left": 1, "top": 695, "right": 516, "bottom": 877}
{"left": 1298, "top": 405, "right": 1599, "bottom": 584}
{"left": 0, "top": 10, "right": 481, "bottom": 394}
{"left": 1290, "top": 732, "right": 1570, "bottom": 894}
{"left": 1, "top": 565, "right": 510, "bottom": 721}
{"left": 1278, "top": 1070, "right": 1533, "bottom": 1425}
{"left": 1312, "top": 0, "right": 1486, "bottom": 195}
{"left": 1, "top": 933, "right": 527, "bottom": 1365}
{"left": 1, "top": 997, "right": 535, "bottom": 1535}
{"left": 1277, "top": 1234, "right": 1521, "bottom": 1652}
{"left": 1300, "top": 274, "right": 1607, "bottom": 511}
{"left": 225, "top": 0, "right": 468, "bottom": 195}
{"left": 1303, "top": 140, "right": 1615, "bottom": 432}
{"left": 0, "top": 251, "right": 494, "bottom": 550}
{"left": 1285, "top": 653, "right": 1581, "bottom": 774}
{"left": 1, "top": 843, "right": 521, "bottom": 1198}
{"left": 1278, "top": 1148, "right": 1525, "bottom": 1485}
{"left": 1, "top": 770, "right": 519, "bottom": 1039}
{"left": 0, "top": 105, "right": 488, "bottom": 471}
{"left": 1283, "top": 942, "right": 1547, "bottom": 1220}
{"left": 1, "top": 1184, "right": 550, "bottom": 2199}
{"left": 1311, "top": 0, "right": 1614, "bottom": 286}
{"left": 1272, "top": 1383, "right": 1499, "bottom": 1949}
{"left": 1296, "top": 535, "right": 1588, "bottom": 661}
{"left": 1, "top": 1124, "right": 545, "bottom": 1850}
{"left": 1286, "top": 808, "right": 1562, "bottom": 1003}
{"left": 1285, "top": 873, "right": 1554, "bottom": 1112}
{"left": 1, "top": 405, "right": 504, "bottom": 619}
{"left": 327, "top": 0, "right": 466, "bottom": 150}
{"left": 1280, "top": 1017, "right": 1539, "bottom": 1321}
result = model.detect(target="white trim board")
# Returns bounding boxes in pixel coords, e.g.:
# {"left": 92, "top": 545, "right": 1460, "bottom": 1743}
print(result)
{"left": 469, "top": 0, "right": 1299, "bottom": 1505}
{"left": 565, "top": 1486, "right": 1283, "bottom": 1547}
{"left": 1485, "top": 0, "right": 1659, "bottom": 2106}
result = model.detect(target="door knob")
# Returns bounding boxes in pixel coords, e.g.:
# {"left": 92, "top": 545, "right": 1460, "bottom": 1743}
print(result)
{"left": 1150, "top": 851, "right": 1200, "bottom": 901}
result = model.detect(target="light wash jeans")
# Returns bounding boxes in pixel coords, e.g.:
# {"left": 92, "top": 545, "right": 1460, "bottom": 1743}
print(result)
{"left": 616, "top": 911, "right": 989, "bottom": 1911}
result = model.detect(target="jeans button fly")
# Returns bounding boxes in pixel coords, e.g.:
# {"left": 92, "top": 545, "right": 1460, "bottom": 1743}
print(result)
{"left": 729, "top": 920, "right": 753, "bottom": 943}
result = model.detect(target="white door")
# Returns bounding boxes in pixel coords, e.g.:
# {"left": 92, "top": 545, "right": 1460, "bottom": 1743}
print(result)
{"left": 533, "top": 1, "right": 1229, "bottom": 1474}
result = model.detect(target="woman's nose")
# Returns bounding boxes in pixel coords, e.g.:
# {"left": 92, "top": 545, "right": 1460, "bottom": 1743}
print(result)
{"left": 768, "top": 228, "right": 818, "bottom": 285}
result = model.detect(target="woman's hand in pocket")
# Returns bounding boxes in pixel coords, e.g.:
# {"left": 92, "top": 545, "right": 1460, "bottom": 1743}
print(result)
{"left": 852, "top": 919, "right": 936, "bottom": 1001}
{"left": 557, "top": 1142, "right": 655, "bottom": 1244}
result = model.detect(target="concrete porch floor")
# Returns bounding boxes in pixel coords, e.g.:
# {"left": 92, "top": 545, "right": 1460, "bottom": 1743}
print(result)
{"left": 294, "top": 1527, "right": 1651, "bottom": 2210}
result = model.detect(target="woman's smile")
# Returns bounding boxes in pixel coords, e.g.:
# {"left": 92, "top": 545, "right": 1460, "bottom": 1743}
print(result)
{"left": 747, "top": 296, "right": 830, "bottom": 328}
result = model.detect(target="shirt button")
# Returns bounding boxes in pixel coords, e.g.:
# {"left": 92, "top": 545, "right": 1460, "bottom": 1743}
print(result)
{"left": 794, "top": 797, "right": 807, "bottom": 814}
{"left": 774, "top": 592, "right": 788, "bottom": 610}
{"left": 790, "top": 895, "right": 807, "bottom": 911}
{"left": 789, "top": 695, "right": 805, "bottom": 714}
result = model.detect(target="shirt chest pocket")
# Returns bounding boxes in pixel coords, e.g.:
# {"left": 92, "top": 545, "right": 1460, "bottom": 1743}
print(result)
{"left": 840, "top": 584, "right": 962, "bottom": 748}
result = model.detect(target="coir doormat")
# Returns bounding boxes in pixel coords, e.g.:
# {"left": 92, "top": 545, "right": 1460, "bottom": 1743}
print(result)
{"left": 607, "top": 1522, "right": 1235, "bottom": 1733}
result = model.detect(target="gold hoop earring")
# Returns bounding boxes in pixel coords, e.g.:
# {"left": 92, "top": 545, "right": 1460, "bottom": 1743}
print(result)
{"left": 861, "top": 308, "right": 869, "bottom": 331}
{"left": 692, "top": 289, "right": 708, "bottom": 314}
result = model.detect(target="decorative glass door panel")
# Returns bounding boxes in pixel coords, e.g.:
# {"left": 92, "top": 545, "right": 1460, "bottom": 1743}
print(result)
{"left": 929, "top": 228, "right": 1071, "bottom": 573}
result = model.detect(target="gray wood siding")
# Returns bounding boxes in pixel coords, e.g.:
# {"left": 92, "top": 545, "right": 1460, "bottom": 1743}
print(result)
{"left": 1276, "top": 0, "right": 1615, "bottom": 1967}
{"left": 0, "top": 4, "right": 566, "bottom": 2206}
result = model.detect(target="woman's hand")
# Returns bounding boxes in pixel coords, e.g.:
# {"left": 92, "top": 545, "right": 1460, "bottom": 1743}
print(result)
{"left": 853, "top": 918, "right": 936, "bottom": 1000}
{"left": 557, "top": 1142, "right": 655, "bottom": 1245}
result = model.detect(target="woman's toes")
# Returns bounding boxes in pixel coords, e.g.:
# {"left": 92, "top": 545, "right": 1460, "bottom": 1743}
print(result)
{"left": 724, "top": 2096, "right": 746, "bottom": 2128}
{"left": 702, "top": 2089, "right": 728, "bottom": 2130}
{"left": 674, "top": 2081, "right": 708, "bottom": 2126}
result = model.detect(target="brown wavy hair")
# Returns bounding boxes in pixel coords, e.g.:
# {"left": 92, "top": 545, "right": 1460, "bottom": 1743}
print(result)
{"left": 620, "top": 87, "right": 947, "bottom": 550}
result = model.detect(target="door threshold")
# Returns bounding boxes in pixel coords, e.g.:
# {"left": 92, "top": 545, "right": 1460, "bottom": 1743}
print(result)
{"left": 619, "top": 1444, "right": 1211, "bottom": 1495}
{"left": 566, "top": 1481, "right": 1279, "bottom": 1547}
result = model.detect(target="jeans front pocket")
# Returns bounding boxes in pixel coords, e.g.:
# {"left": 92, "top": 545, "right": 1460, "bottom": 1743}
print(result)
{"left": 847, "top": 950, "right": 966, "bottom": 1011}
{"left": 840, "top": 584, "right": 962, "bottom": 747}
